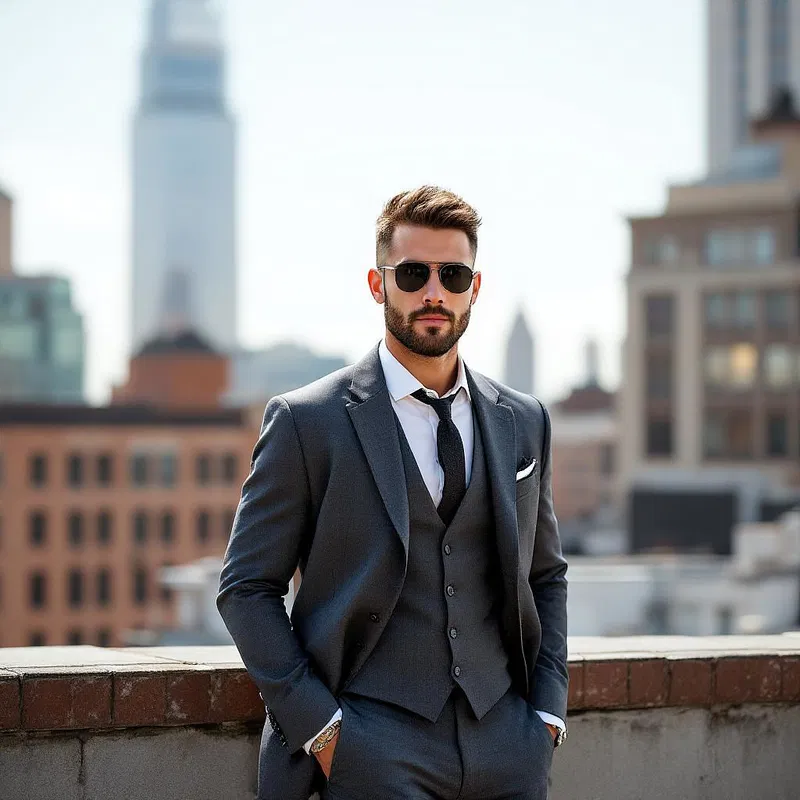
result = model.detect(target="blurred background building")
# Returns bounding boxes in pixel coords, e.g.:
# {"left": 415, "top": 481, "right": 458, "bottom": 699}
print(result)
{"left": 621, "top": 92, "right": 800, "bottom": 558}
{"left": 131, "top": 0, "right": 237, "bottom": 354}
{"left": 0, "top": 189, "right": 85, "bottom": 404}
{"left": 0, "top": 395, "right": 259, "bottom": 648}
{"left": 550, "top": 340, "right": 621, "bottom": 556}
{"left": 502, "top": 307, "right": 535, "bottom": 395}
{"left": 708, "top": 0, "right": 800, "bottom": 174}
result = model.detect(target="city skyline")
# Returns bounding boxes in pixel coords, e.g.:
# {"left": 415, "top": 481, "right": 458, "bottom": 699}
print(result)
{"left": 0, "top": 0, "right": 705, "bottom": 404}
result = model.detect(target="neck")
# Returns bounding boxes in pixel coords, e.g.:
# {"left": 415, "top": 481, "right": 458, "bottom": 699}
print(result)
{"left": 385, "top": 332, "right": 460, "bottom": 397}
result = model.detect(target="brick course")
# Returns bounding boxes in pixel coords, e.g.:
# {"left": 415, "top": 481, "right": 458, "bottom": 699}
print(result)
{"left": 1, "top": 641, "right": 799, "bottom": 733}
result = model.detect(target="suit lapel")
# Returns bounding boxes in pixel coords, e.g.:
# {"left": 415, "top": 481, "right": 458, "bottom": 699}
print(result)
{"left": 347, "top": 345, "right": 410, "bottom": 560}
{"left": 466, "top": 368, "right": 524, "bottom": 662}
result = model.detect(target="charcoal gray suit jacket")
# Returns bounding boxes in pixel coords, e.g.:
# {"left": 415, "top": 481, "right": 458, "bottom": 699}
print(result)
{"left": 217, "top": 343, "right": 568, "bottom": 800}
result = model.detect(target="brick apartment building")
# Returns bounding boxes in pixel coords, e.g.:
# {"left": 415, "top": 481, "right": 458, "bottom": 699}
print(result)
{"left": 0, "top": 402, "right": 259, "bottom": 647}
{"left": 0, "top": 328, "right": 264, "bottom": 647}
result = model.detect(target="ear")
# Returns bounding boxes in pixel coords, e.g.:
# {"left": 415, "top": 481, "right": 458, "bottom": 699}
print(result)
{"left": 470, "top": 271, "right": 482, "bottom": 305}
{"left": 368, "top": 268, "right": 385, "bottom": 304}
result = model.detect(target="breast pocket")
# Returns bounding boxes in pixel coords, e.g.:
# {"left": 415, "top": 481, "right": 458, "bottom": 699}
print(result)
{"left": 515, "top": 462, "right": 539, "bottom": 501}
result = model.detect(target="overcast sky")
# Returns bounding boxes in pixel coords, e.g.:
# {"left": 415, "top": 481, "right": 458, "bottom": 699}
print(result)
{"left": 0, "top": 0, "right": 705, "bottom": 404}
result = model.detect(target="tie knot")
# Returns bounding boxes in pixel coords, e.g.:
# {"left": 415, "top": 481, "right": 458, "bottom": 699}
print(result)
{"left": 412, "top": 388, "right": 456, "bottom": 421}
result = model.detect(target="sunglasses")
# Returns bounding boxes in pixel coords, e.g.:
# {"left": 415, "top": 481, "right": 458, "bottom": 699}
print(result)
{"left": 380, "top": 261, "right": 476, "bottom": 294}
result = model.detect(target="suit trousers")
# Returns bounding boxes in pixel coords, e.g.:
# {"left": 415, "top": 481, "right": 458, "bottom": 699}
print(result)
{"left": 322, "top": 686, "right": 554, "bottom": 800}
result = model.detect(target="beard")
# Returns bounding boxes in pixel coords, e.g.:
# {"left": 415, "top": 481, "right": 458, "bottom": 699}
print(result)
{"left": 384, "top": 294, "right": 471, "bottom": 357}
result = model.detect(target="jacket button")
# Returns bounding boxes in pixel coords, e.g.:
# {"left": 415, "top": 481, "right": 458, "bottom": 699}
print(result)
{"left": 369, "top": 613, "right": 379, "bottom": 623}
{"left": 453, "top": 665, "right": 461, "bottom": 678}
{"left": 449, "top": 627, "right": 458, "bottom": 639}
{"left": 443, "top": 544, "right": 452, "bottom": 555}
{"left": 446, "top": 585, "right": 455, "bottom": 597}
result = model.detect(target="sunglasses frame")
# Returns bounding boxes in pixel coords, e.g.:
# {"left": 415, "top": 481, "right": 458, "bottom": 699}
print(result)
{"left": 379, "top": 261, "right": 477, "bottom": 294}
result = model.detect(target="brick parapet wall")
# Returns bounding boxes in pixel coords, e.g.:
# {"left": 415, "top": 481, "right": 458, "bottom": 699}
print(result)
{"left": 1, "top": 636, "right": 799, "bottom": 735}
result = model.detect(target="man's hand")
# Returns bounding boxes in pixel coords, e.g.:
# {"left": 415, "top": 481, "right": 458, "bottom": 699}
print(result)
{"left": 545, "top": 723, "right": 558, "bottom": 742}
{"left": 313, "top": 730, "right": 339, "bottom": 779}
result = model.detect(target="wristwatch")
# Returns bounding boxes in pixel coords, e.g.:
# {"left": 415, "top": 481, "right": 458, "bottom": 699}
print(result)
{"left": 553, "top": 727, "right": 567, "bottom": 748}
{"left": 310, "top": 719, "right": 341, "bottom": 754}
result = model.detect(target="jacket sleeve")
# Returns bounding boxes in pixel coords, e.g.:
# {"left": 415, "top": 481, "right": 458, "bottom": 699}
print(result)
{"left": 527, "top": 400, "right": 569, "bottom": 722}
{"left": 217, "top": 395, "right": 339, "bottom": 753}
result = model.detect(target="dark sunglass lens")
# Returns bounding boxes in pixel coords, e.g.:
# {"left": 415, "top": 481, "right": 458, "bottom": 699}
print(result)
{"left": 395, "top": 262, "right": 430, "bottom": 292}
{"left": 439, "top": 264, "right": 473, "bottom": 293}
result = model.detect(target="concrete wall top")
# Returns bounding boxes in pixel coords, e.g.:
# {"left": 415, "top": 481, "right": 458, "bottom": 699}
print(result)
{"left": 1, "top": 636, "right": 799, "bottom": 734}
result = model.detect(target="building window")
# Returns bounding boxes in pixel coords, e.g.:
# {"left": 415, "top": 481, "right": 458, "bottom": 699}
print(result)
{"left": 645, "top": 235, "right": 680, "bottom": 266}
{"left": 645, "top": 295, "right": 674, "bottom": 338}
{"left": 221, "top": 508, "right": 236, "bottom": 541}
{"left": 68, "top": 569, "right": 84, "bottom": 608}
{"left": 160, "top": 511, "right": 175, "bottom": 544}
{"left": 196, "top": 453, "right": 212, "bottom": 485}
{"left": 30, "top": 453, "right": 47, "bottom": 488}
{"left": 30, "top": 572, "right": 46, "bottom": 609}
{"left": 705, "top": 344, "right": 758, "bottom": 389}
{"left": 159, "top": 453, "right": 178, "bottom": 487}
{"left": 97, "top": 629, "right": 111, "bottom": 647}
{"left": 29, "top": 632, "right": 46, "bottom": 647}
{"left": 221, "top": 453, "right": 238, "bottom": 484}
{"left": 96, "top": 453, "right": 113, "bottom": 486}
{"left": 97, "top": 511, "right": 112, "bottom": 545}
{"left": 646, "top": 417, "right": 673, "bottom": 457}
{"left": 29, "top": 511, "right": 47, "bottom": 547}
{"left": 646, "top": 352, "right": 672, "bottom": 399}
{"left": 704, "top": 293, "right": 727, "bottom": 327}
{"left": 67, "top": 630, "right": 83, "bottom": 646}
{"left": 132, "top": 510, "right": 148, "bottom": 546}
{"left": 705, "top": 228, "right": 776, "bottom": 267}
{"left": 66, "top": 453, "right": 83, "bottom": 488}
{"left": 129, "top": 453, "right": 149, "bottom": 487}
{"left": 765, "top": 344, "right": 794, "bottom": 388}
{"left": 67, "top": 511, "right": 84, "bottom": 548}
{"left": 133, "top": 566, "right": 147, "bottom": 606}
{"left": 767, "top": 412, "right": 788, "bottom": 457}
{"left": 97, "top": 568, "right": 111, "bottom": 607}
{"left": 704, "top": 409, "right": 754, "bottom": 459}
{"left": 599, "top": 444, "right": 614, "bottom": 476}
{"left": 754, "top": 228, "right": 777, "bottom": 265}
{"left": 765, "top": 291, "right": 791, "bottom": 328}
{"left": 732, "top": 291, "right": 757, "bottom": 328}
{"left": 196, "top": 510, "right": 210, "bottom": 543}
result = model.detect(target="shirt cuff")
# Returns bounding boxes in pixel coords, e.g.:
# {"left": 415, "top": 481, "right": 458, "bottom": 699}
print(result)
{"left": 303, "top": 708, "right": 342, "bottom": 754}
{"left": 535, "top": 710, "right": 566, "bottom": 732}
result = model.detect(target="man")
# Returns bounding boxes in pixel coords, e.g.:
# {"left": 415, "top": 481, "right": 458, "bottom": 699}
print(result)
{"left": 217, "top": 186, "right": 569, "bottom": 800}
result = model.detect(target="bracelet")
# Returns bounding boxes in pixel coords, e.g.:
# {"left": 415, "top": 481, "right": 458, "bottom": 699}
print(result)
{"left": 310, "top": 719, "right": 341, "bottom": 753}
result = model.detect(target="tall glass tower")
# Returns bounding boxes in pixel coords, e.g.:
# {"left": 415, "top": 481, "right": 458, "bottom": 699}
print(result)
{"left": 132, "top": 0, "right": 236, "bottom": 353}
{"left": 708, "top": 0, "right": 800, "bottom": 174}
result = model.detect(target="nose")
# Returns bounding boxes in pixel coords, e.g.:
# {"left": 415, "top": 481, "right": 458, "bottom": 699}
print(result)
{"left": 422, "top": 268, "right": 447, "bottom": 305}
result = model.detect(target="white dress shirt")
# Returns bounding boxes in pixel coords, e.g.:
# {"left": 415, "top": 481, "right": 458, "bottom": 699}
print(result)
{"left": 304, "top": 340, "right": 564, "bottom": 753}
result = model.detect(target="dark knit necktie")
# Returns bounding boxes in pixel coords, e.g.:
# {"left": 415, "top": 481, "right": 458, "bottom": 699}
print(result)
{"left": 412, "top": 389, "right": 466, "bottom": 525}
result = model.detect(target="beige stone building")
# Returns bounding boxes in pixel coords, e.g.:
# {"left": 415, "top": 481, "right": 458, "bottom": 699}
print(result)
{"left": 620, "top": 93, "right": 800, "bottom": 554}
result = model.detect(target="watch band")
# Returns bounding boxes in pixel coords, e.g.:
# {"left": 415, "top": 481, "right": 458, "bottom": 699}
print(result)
{"left": 310, "top": 719, "right": 341, "bottom": 754}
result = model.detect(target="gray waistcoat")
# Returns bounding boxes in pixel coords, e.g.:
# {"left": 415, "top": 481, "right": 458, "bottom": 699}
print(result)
{"left": 346, "top": 411, "right": 512, "bottom": 721}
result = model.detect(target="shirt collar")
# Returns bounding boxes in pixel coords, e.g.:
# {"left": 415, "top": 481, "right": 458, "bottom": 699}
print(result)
{"left": 378, "top": 338, "right": 471, "bottom": 403}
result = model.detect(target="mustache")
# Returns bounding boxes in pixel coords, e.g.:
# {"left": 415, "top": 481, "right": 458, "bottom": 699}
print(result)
{"left": 409, "top": 307, "right": 455, "bottom": 322}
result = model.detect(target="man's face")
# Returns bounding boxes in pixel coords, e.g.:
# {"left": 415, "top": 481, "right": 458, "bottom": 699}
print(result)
{"left": 371, "top": 224, "right": 481, "bottom": 358}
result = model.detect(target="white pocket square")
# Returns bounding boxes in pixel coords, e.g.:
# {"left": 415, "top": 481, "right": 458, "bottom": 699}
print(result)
{"left": 515, "top": 459, "right": 537, "bottom": 481}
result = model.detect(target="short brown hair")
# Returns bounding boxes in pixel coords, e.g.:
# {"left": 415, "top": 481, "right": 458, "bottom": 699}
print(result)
{"left": 376, "top": 185, "right": 481, "bottom": 264}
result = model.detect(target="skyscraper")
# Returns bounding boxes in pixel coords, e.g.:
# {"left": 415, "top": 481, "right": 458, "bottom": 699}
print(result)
{"left": 132, "top": 0, "right": 237, "bottom": 354}
{"left": 502, "top": 308, "right": 534, "bottom": 395}
{"left": 708, "top": 0, "right": 800, "bottom": 173}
